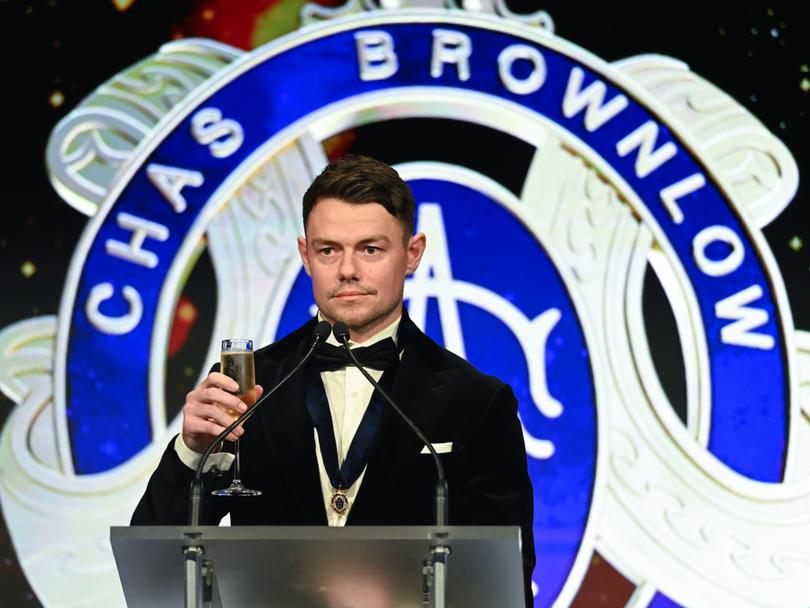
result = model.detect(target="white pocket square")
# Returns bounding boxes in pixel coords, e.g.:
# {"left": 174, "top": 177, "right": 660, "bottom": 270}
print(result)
{"left": 421, "top": 442, "right": 453, "bottom": 454}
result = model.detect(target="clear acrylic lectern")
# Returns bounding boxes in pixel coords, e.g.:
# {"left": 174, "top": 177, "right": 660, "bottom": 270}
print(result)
{"left": 111, "top": 526, "right": 524, "bottom": 608}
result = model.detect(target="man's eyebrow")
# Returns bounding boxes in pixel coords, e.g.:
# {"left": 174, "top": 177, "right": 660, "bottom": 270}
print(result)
{"left": 310, "top": 235, "right": 393, "bottom": 247}
{"left": 358, "top": 235, "right": 392, "bottom": 245}
{"left": 310, "top": 237, "right": 343, "bottom": 248}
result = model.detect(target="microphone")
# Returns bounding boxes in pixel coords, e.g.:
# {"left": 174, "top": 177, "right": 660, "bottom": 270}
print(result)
{"left": 188, "top": 320, "right": 332, "bottom": 525}
{"left": 332, "top": 322, "right": 449, "bottom": 526}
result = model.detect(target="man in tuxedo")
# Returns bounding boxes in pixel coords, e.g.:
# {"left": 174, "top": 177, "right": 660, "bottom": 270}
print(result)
{"left": 132, "top": 155, "right": 535, "bottom": 606}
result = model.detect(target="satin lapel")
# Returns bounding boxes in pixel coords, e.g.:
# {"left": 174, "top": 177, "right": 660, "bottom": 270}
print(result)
{"left": 348, "top": 338, "right": 460, "bottom": 523}
{"left": 258, "top": 341, "right": 327, "bottom": 525}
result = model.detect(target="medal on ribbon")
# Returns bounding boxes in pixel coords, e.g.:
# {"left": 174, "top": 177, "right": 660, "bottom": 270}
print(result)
{"left": 305, "top": 341, "right": 402, "bottom": 517}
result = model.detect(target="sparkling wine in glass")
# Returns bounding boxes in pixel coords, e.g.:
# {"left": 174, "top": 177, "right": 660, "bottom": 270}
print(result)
{"left": 211, "top": 338, "right": 262, "bottom": 497}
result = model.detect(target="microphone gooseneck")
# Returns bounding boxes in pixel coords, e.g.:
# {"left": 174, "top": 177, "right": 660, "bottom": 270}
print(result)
{"left": 331, "top": 322, "right": 448, "bottom": 527}
{"left": 188, "top": 321, "right": 332, "bottom": 525}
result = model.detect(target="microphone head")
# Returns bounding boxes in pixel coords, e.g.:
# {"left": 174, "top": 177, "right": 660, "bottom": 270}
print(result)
{"left": 332, "top": 322, "right": 350, "bottom": 343}
{"left": 313, "top": 320, "right": 332, "bottom": 342}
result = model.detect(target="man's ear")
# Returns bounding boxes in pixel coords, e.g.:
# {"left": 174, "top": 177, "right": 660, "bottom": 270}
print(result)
{"left": 405, "top": 232, "right": 427, "bottom": 274}
{"left": 297, "top": 236, "right": 312, "bottom": 277}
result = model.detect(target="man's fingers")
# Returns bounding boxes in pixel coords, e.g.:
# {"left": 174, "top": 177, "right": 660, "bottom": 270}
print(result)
{"left": 194, "top": 387, "right": 247, "bottom": 413}
{"left": 186, "top": 418, "right": 245, "bottom": 441}
{"left": 181, "top": 373, "right": 256, "bottom": 453}
{"left": 182, "top": 372, "right": 252, "bottom": 453}
{"left": 200, "top": 372, "right": 239, "bottom": 392}
{"left": 189, "top": 402, "right": 242, "bottom": 428}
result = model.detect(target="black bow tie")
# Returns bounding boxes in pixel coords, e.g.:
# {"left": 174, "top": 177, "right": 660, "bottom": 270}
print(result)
{"left": 313, "top": 338, "right": 399, "bottom": 372}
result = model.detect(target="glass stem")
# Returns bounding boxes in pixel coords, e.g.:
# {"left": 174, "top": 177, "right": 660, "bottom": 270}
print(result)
{"left": 233, "top": 438, "right": 242, "bottom": 485}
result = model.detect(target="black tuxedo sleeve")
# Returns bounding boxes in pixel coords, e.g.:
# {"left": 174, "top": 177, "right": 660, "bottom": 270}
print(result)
{"left": 130, "top": 436, "right": 230, "bottom": 525}
{"left": 456, "top": 383, "right": 535, "bottom": 608}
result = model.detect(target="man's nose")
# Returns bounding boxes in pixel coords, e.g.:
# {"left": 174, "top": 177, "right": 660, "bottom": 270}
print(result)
{"left": 338, "top": 251, "right": 358, "bottom": 279}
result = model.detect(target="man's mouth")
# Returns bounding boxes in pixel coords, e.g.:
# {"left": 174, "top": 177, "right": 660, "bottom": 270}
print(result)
{"left": 333, "top": 290, "right": 369, "bottom": 298}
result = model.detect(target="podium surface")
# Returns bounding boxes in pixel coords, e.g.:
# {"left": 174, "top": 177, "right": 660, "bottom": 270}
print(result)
{"left": 112, "top": 525, "right": 524, "bottom": 607}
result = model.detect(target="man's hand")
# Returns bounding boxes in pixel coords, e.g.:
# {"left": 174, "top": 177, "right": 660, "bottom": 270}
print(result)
{"left": 181, "top": 372, "right": 265, "bottom": 454}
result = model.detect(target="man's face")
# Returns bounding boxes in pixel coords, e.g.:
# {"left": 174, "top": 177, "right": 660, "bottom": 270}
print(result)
{"left": 298, "top": 197, "right": 426, "bottom": 342}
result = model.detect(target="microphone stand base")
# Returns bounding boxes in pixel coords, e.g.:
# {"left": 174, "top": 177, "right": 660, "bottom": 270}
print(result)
{"left": 427, "top": 532, "right": 451, "bottom": 608}
{"left": 184, "top": 544, "right": 203, "bottom": 608}
{"left": 184, "top": 534, "right": 215, "bottom": 608}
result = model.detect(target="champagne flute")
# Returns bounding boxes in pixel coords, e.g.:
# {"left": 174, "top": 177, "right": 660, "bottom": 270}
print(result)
{"left": 211, "top": 338, "right": 262, "bottom": 497}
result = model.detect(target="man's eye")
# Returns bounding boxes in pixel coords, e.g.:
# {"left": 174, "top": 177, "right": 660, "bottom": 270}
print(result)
{"left": 365, "top": 246, "right": 380, "bottom": 254}
{"left": 320, "top": 247, "right": 334, "bottom": 255}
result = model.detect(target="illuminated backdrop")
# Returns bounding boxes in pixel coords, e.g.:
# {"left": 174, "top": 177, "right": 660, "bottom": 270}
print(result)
{"left": 0, "top": 1, "right": 808, "bottom": 607}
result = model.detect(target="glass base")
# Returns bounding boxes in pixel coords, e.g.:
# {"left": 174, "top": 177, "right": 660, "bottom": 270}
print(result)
{"left": 211, "top": 481, "right": 262, "bottom": 497}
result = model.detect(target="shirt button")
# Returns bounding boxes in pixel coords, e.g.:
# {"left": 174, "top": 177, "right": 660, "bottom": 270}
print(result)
{"left": 351, "top": 392, "right": 359, "bottom": 398}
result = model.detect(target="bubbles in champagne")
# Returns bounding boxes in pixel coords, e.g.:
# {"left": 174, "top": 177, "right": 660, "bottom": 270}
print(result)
{"left": 221, "top": 347, "right": 256, "bottom": 413}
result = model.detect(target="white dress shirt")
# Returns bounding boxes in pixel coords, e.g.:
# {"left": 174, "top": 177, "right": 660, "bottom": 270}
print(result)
{"left": 175, "top": 315, "right": 401, "bottom": 527}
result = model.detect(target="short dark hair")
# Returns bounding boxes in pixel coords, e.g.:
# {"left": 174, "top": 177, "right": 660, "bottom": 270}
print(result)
{"left": 302, "top": 155, "right": 415, "bottom": 237}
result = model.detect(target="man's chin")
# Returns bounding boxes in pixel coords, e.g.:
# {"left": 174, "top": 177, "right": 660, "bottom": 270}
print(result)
{"left": 322, "top": 302, "right": 396, "bottom": 335}
{"left": 321, "top": 303, "right": 372, "bottom": 326}
{"left": 333, "top": 311, "right": 375, "bottom": 330}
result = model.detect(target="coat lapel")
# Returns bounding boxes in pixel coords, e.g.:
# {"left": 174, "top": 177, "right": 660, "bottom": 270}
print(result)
{"left": 347, "top": 319, "right": 461, "bottom": 523}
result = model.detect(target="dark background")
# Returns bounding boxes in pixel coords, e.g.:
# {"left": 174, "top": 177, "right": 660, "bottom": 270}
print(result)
{"left": 0, "top": 0, "right": 807, "bottom": 605}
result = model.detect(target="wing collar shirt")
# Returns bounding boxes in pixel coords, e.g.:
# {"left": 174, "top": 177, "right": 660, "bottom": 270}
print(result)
{"left": 315, "top": 313, "right": 401, "bottom": 525}
{"left": 175, "top": 314, "right": 402, "bottom": 527}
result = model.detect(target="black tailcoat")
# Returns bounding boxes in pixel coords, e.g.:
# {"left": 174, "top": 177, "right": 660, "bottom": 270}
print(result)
{"left": 132, "top": 314, "right": 535, "bottom": 604}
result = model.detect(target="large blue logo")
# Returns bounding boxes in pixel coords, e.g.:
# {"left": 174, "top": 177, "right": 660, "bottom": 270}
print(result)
{"left": 65, "top": 17, "right": 789, "bottom": 476}
{"left": 52, "top": 12, "right": 795, "bottom": 607}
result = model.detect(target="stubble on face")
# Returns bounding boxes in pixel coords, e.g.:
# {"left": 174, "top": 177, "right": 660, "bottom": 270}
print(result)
{"left": 322, "top": 279, "right": 403, "bottom": 336}
{"left": 298, "top": 198, "right": 425, "bottom": 343}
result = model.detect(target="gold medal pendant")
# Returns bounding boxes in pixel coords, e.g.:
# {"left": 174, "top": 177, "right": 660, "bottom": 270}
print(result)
{"left": 330, "top": 489, "right": 349, "bottom": 515}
